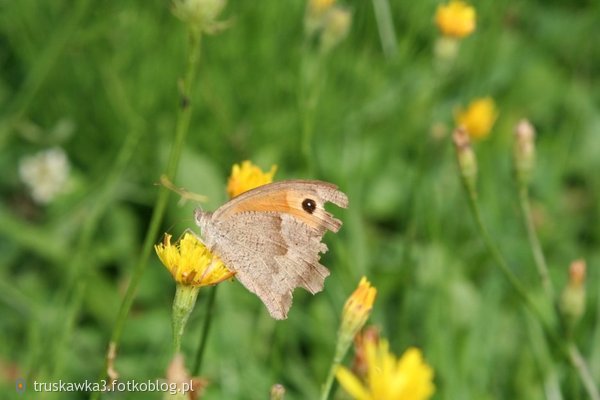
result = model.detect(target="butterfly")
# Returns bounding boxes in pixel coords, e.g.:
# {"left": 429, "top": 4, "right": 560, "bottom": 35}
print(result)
{"left": 194, "top": 180, "right": 348, "bottom": 319}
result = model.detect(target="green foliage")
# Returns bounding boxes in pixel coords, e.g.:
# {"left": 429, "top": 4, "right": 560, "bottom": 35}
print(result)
{"left": 1, "top": 0, "right": 599, "bottom": 399}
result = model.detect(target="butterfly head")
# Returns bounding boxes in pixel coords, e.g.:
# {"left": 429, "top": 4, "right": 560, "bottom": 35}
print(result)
{"left": 194, "top": 208, "right": 214, "bottom": 240}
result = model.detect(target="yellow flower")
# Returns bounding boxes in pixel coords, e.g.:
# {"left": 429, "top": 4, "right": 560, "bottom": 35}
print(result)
{"left": 226, "top": 160, "right": 277, "bottom": 198}
{"left": 435, "top": 1, "right": 476, "bottom": 39}
{"left": 308, "top": 0, "right": 336, "bottom": 15}
{"left": 155, "top": 232, "right": 234, "bottom": 286}
{"left": 455, "top": 97, "right": 498, "bottom": 140}
{"left": 340, "top": 277, "right": 377, "bottom": 338}
{"left": 336, "top": 340, "right": 435, "bottom": 400}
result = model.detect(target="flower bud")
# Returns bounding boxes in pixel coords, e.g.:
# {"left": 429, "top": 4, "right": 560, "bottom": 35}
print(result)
{"left": 339, "top": 277, "right": 377, "bottom": 344}
{"left": 270, "top": 384, "right": 286, "bottom": 400}
{"left": 305, "top": 0, "right": 336, "bottom": 37}
{"left": 453, "top": 127, "right": 477, "bottom": 196}
{"left": 171, "top": 0, "right": 226, "bottom": 33}
{"left": 514, "top": 119, "right": 536, "bottom": 187}
{"left": 434, "top": 37, "right": 459, "bottom": 64}
{"left": 320, "top": 7, "right": 351, "bottom": 53}
{"left": 560, "top": 259, "right": 586, "bottom": 328}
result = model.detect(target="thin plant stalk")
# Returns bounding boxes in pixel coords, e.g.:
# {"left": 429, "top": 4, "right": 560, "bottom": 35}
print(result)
{"left": 172, "top": 285, "right": 201, "bottom": 354}
{"left": 91, "top": 30, "right": 203, "bottom": 400}
{"left": 320, "top": 346, "right": 346, "bottom": 400}
{"left": 321, "top": 278, "right": 375, "bottom": 400}
{"left": 567, "top": 342, "right": 600, "bottom": 400}
{"left": 192, "top": 285, "right": 218, "bottom": 374}
{"left": 371, "top": 0, "right": 397, "bottom": 58}
{"left": 518, "top": 186, "right": 554, "bottom": 300}
{"left": 518, "top": 187, "right": 598, "bottom": 399}
{"left": 461, "top": 168, "right": 600, "bottom": 399}
{"left": 300, "top": 48, "right": 325, "bottom": 174}
{"left": 463, "top": 188, "right": 545, "bottom": 323}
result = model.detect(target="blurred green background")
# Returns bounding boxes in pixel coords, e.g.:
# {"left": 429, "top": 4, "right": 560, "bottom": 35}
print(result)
{"left": 1, "top": 0, "right": 599, "bottom": 399}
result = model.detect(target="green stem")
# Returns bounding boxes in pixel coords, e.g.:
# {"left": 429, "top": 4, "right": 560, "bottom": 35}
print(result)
{"left": 463, "top": 181, "right": 600, "bottom": 399}
{"left": 320, "top": 354, "right": 342, "bottom": 400}
{"left": 465, "top": 189, "right": 543, "bottom": 321}
{"left": 300, "top": 48, "right": 325, "bottom": 174}
{"left": 518, "top": 186, "right": 555, "bottom": 300}
{"left": 192, "top": 285, "right": 218, "bottom": 374}
{"left": 320, "top": 334, "right": 352, "bottom": 400}
{"left": 172, "top": 284, "right": 201, "bottom": 354}
{"left": 567, "top": 342, "right": 600, "bottom": 400}
{"left": 517, "top": 183, "right": 599, "bottom": 399}
{"left": 371, "top": 0, "right": 397, "bottom": 58}
{"left": 91, "top": 29, "right": 202, "bottom": 400}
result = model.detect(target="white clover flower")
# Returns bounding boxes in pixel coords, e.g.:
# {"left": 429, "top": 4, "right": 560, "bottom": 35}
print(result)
{"left": 19, "top": 147, "right": 70, "bottom": 204}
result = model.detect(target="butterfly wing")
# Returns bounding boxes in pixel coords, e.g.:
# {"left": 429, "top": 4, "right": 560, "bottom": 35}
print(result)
{"left": 202, "top": 180, "right": 348, "bottom": 319}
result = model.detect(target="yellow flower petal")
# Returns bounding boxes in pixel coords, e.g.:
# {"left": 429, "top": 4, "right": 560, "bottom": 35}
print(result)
{"left": 336, "top": 366, "right": 371, "bottom": 400}
{"left": 308, "top": 0, "right": 336, "bottom": 15}
{"left": 396, "top": 348, "right": 436, "bottom": 400}
{"left": 455, "top": 97, "right": 498, "bottom": 140}
{"left": 435, "top": 0, "right": 476, "bottom": 39}
{"left": 226, "top": 160, "right": 277, "bottom": 198}
{"left": 337, "top": 338, "right": 435, "bottom": 400}
{"left": 155, "top": 232, "right": 234, "bottom": 286}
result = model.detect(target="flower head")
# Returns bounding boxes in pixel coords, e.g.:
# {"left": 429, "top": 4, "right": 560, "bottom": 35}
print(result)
{"left": 455, "top": 97, "right": 498, "bottom": 140}
{"left": 560, "top": 259, "right": 586, "bottom": 326}
{"left": 336, "top": 339, "right": 435, "bottom": 400}
{"left": 270, "top": 384, "right": 286, "bottom": 400}
{"left": 304, "top": 0, "right": 351, "bottom": 53}
{"left": 19, "top": 147, "right": 70, "bottom": 204}
{"left": 340, "top": 277, "right": 377, "bottom": 339}
{"left": 514, "top": 119, "right": 536, "bottom": 186}
{"left": 320, "top": 7, "right": 351, "bottom": 53}
{"left": 226, "top": 160, "right": 277, "bottom": 198}
{"left": 453, "top": 127, "right": 477, "bottom": 194}
{"left": 568, "top": 259, "right": 586, "bottom": 288}
{"left": 155, "top": 233, "right": 234, "bottom": 286}
{"left": 171, "top": 0, "right": 226, "bottom": 33}
{"left": 435, "top": 1, "right": 476, "bottom": 39}
{"left": 308, "top": 0, "right": 336, "bottom": 16}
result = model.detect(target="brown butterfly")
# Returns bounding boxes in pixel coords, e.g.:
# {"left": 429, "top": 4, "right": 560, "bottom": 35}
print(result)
{"left": 194, "top": 180, "right": 348, "bottom": 319}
